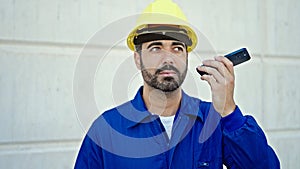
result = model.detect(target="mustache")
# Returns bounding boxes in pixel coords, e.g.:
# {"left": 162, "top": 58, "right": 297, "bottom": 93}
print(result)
{"left": 155, "top": 65, "right": 180, "bottom": 75}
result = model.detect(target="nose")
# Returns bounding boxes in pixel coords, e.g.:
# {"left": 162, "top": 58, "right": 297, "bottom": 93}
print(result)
{"left": 161, "top": 50, "right": 175, "bottom": 65}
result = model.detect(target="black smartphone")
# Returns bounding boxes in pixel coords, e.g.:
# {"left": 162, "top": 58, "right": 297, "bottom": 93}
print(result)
{"left": 196, "top": 48, "right": 251, "bottom": 76}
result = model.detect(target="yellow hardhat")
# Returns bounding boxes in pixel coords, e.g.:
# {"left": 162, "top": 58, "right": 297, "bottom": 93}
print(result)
{"left": 127, "top": 0, "right": 198, "bottom": 52}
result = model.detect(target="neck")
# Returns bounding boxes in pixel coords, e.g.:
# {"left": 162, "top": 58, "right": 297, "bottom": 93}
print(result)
{"left": 142, "top": 85, "right": 182, "bottom": 117}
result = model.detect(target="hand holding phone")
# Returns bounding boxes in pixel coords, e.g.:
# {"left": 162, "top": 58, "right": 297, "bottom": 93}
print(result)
{"left": 196, "top": 48, "right": 251, "bottom": 76}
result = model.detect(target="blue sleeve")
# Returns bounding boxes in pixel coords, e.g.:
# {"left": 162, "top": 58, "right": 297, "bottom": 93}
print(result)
{"left": 74, "top": 134, "right": 104, "bottom": 169}
{"left": 221, "top": 107, "right": 280, "bottom": 169}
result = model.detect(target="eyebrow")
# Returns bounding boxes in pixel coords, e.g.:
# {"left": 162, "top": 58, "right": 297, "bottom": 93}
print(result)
{"left": 172, "top": 41, "right": 186, "bottom": 48}
{"left": 146, "top": 41, "right": 186, "bottom": 49}
{"left": 146, "top": 42, "right": 163, "bottom": 49}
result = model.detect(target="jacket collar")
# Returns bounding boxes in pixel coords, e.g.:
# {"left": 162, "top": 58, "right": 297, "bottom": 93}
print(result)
{"left": 125, "top": 86, "right": 204, "bottom": 128}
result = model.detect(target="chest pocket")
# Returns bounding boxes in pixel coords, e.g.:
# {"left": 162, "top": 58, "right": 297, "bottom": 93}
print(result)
{"left": 193, "top": 131, "right": 223, "bottom": 168}
{"left": 197, "top": 161, "right": 210, "bottom": 168}
{"left": 196, "top": 158, "right": 222, "bottom": 169}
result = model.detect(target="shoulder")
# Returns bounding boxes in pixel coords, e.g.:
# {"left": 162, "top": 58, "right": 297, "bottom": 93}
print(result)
{"left": 93, "top": 101, "right": 133, "bottom": 126}
{"left": 86, "top": 101, "right": 133, "bottom": 139}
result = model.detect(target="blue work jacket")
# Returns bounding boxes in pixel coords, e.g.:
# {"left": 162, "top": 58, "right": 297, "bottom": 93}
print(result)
{"left": 75, "top": 87, "right": 280, "bottom": 169}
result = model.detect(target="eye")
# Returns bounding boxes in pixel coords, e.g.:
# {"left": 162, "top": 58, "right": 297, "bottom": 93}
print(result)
{"left": 149, "top": 46, "right": 161, "bottom": 52}
{"left": 173, "top": 46, "right": 184, "bottom": 52}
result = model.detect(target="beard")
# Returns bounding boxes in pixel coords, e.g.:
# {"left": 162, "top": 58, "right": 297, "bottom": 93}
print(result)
{"left": 140, "top": 58, "right": 188, "bottom": 92}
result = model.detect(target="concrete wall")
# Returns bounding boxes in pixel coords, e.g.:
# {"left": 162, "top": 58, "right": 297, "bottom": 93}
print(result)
{"left": 0, "top": 0, "right": 299, "bottom": 168}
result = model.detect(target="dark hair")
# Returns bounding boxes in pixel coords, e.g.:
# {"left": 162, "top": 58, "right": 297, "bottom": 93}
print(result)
{"left": 135, "top": 44, "right": 142, "bottom": 56}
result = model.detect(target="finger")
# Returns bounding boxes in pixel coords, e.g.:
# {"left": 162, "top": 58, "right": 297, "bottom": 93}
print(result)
{"left": 196, "top": 65, "right": 208, "bottom": 76}
{"left": 198, "top": 66, "right": 223, "bottom": 83}
{"left": 214, "top": 56, "right": 234, "bottom": 75}
{"left": 200, "top": 74, "right": 218, "bottom": 87}
{"left": 202, "top": 59, "right": 229, "bottom": 77}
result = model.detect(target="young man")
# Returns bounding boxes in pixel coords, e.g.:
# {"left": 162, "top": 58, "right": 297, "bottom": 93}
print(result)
{"left": 75, "top": 0, "right": 280, "bottom": 168}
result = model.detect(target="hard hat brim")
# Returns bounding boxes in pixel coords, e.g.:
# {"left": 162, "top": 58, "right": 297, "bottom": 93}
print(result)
{"left": 127, "top": 24, "right": 197, "bottom": 52}
{"left": 133, "top": 26, "right": 192, "bottom": 47}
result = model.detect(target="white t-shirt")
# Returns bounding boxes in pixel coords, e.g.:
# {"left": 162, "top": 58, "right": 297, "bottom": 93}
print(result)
{"left": 159, "top": 115, "right": 175, "bottom": 139}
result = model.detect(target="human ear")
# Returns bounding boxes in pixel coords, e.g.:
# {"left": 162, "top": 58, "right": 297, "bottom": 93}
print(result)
{"left": 134, "top": 52, "right": 141, "bottom": 70}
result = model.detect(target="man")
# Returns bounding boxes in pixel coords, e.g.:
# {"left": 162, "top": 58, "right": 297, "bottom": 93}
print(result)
{"left": 75, "top": 0, "right": 280, "bottom": 168}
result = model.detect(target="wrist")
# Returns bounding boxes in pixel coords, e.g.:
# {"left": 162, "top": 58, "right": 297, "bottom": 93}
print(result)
{"left": 221, "top": 103, "right": 236, "bottom": 117}
{"left": 221, "top": 106, "right": 246, "bottom": 132}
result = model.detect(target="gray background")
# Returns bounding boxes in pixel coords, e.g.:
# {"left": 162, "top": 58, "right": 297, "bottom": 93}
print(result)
{"left": 0, "top": 0, "right": 299, "bottom": 168}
